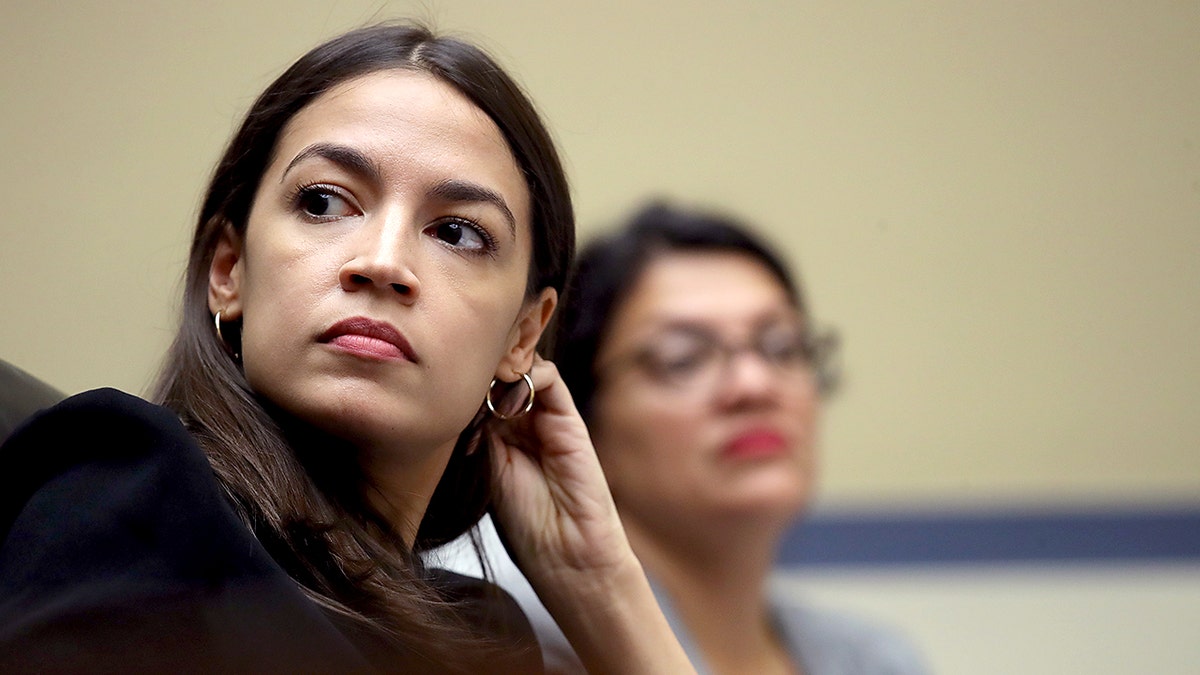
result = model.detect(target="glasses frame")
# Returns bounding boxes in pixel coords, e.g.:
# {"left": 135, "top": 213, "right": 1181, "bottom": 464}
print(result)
{"left": 599, "top": 321, "right": 840, "bottom": 396}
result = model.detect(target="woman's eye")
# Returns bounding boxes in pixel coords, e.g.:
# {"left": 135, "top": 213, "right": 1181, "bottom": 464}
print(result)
{"left": 657, "top": 352, "right": 706, "bottom": 376}
{"left": 642, "top": 342, "right": 712, "bottom": 380}
{"left": 296, "top": 186, "right": 355, "bottom": 219}
{"left": 427, "top": 219, "right": 491, "bottom": 252}
{"left": 760, "top": 328, "right": 811, "bottom": 365}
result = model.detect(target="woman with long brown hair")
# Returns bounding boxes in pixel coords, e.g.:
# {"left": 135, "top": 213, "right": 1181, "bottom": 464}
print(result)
{"left": 0, "top": 23, "right": 693, "bottom": 674}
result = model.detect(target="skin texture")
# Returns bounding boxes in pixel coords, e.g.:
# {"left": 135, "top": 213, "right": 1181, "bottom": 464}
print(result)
{"left": 207, "top": 70, "right": 554, "bottom": 543}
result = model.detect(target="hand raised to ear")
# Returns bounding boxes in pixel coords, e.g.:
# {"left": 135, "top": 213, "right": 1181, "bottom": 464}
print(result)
{"left": 488, "top": 355, "right": 697, "bottom": 675}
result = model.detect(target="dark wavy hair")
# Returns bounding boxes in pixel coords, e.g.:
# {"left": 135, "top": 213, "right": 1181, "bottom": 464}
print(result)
{"left": 152, "top": 21, "right": 573, "bottom": 666}
{"left": 553, "top": 200, "right": 837, "bottom": 424}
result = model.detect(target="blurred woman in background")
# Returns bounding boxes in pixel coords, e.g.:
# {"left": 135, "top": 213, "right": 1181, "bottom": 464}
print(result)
{"left": 552, "top": 201, "right": 927, "bottom": 674}
{"left": 438, "top": 201, "right": 928, "bottom": 674}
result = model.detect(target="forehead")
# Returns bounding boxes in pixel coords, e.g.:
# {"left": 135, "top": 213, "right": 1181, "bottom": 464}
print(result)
{"left": 616, "top": 250, "right": 797, "bottom": 330}
{"left": 269, "top": 68, "right": 530, "bottom": 224}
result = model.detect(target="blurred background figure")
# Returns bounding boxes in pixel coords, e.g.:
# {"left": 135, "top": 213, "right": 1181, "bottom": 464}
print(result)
{"left": 434, "top": 201, "right": 929, "bottom": 674}
{"left": 554, "top": 201, "right": 927, "bottom": 675}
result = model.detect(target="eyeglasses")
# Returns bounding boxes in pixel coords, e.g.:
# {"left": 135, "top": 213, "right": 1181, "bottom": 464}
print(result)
{"left": 605, "top": 321, "right": 833, "bottom": 393}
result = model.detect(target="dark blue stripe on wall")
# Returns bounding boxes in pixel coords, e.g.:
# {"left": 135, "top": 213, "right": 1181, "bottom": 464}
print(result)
{"left": 778, "top": 505, "right": 1200, "bottom": 567}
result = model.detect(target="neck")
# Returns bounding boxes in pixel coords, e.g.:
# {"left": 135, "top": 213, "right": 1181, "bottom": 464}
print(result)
{"left": 358, "top": 444, "right": 454, "bottom": 549}
{"left": 275, "top": 405, "right": 452, "bottom": 550}
{"left": 623, "top": 510, "right": 799, "bottom": 675}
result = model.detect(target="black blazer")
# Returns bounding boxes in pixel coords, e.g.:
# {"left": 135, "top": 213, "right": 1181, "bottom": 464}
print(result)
{"left": 0, "top": 389, "right": 540, "bottom": 674}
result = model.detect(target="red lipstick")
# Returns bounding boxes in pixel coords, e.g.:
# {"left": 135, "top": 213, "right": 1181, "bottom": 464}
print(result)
{"left": 319, "top": 317, "right": 417, "bottom": 362}
{"left": 723, "top": 429, "right": 788, "bottom": 460}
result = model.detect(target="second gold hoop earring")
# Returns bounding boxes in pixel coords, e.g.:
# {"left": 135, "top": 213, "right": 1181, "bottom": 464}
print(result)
{"left": 214, "top": 310, "right": 225, "bottom": 343}
{"left": 486, "top": 372, "right": 535, "bottom": 420}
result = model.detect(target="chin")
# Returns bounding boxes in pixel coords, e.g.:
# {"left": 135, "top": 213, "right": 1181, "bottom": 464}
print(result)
{"left": 269, "top": 384, "right": 397, "bottom": 444}
{"left": 716, "top": 473, "right": 811, "bottom": 522}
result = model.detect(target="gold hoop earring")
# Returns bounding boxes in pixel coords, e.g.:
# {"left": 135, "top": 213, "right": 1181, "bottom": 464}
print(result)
{"left": 486, "top": 372, "right": 535, "bottom": 420}
{"left": 214, "top": 310, "right": 240, "bottom": 360}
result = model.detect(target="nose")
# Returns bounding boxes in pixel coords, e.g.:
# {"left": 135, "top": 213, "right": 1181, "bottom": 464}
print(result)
{"left": 713, "top": 349, "right": 780, "bottom": 410}
{"left": 337, "top": 214, "right": 421, "bottom": 301}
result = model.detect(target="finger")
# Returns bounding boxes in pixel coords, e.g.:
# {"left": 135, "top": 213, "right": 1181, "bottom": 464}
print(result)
{"left": 490, "top": 359, "right": 583, "bottom": 446}
{"left": 523, "top": 358, "right": 580, "bottom": 418}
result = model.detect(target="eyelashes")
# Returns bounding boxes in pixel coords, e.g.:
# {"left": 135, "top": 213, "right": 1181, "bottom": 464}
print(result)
{"left": 426, "top": 218, "right": 498, "bottom": 255}
{"left": 286, "top": 182, "right": 499, "bottom": 256}
{"left": 289, "top": 183, "right": 358, "bottom": 220}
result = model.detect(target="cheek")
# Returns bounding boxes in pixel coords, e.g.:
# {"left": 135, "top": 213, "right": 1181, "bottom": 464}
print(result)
{"left": 429, "top": 284, "right": 522, "bottom": 367}
{"left": 238, "top": 278, "right": 309, "bottom": 399}
{"left": 785, "top": 385, "right": 822, "bottom": 440}
{"left": 425, "top": 316, "right": 502, "bottom": 413}
{"left": 778, "top": 387, "right": 821, "bottom": 483}
{"left": 591, "top": 390, "right": 706, "bottom": 490}
{"left": 420, "top": 289, "right": 525, "bottom": 407}
{"left": 235, "top": 246, "right": 333, "bottom": 395}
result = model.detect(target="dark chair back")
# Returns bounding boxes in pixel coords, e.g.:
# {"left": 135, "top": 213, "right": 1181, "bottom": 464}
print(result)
{"left": 1, "top": 361, "right": 66, "bottom": 444}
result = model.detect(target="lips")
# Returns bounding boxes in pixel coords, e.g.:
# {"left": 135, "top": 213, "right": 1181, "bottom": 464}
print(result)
{"left": 318, "top": 317, "right": 417, "bottom": 362}
{"left": 722, "top": 428, "right": 788, "bottom": 460}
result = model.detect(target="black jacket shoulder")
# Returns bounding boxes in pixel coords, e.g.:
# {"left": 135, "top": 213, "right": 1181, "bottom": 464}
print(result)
{"left": 0, "top": 389, "right": 543, "bottom": 674}
{"left": 0, "top": 388, "right": 372, "bottom": 674}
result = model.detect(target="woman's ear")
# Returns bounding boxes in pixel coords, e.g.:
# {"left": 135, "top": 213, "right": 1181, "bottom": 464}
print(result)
{"left": 496, "top": 287, "right": 558, "bottom": 380}
{"left": 208, "top": 223, "right": 245, "bottom": 319}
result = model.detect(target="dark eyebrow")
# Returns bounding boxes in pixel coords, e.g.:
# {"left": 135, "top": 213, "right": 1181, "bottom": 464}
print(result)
{"left": 647, "top": 311, "right": 804, "bottom": 339}
{"left": 644, "top": 321, "right": 719, "bottom": 340}
{"left": 281, "top": 143, "right": 383, "bottom": 184}
{"left": 428, "top": 178, "right": 517, "bottom": 236}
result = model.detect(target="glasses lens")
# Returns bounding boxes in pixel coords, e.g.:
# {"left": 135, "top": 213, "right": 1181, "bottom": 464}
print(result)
{"left": 758, "top": 325, "right": 811, "bottom": 368}
{"left": 636, "top": 333, "right": 719, "bottom": 388}
{"left": 627, "top": 322, "right": 815, "bottom": 392}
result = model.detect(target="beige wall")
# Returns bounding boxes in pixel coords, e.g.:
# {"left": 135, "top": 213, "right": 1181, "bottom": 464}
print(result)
{"left": 2, "top": 1, "right": 1197, "bottom": 508}
{"left": 779, "top": 564, "right": 1200, "bottom": 675}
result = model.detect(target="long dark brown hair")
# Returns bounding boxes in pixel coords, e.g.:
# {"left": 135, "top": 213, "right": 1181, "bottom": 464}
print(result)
{"left": 152, "top": 21, "right": 573, "bottom": 666}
